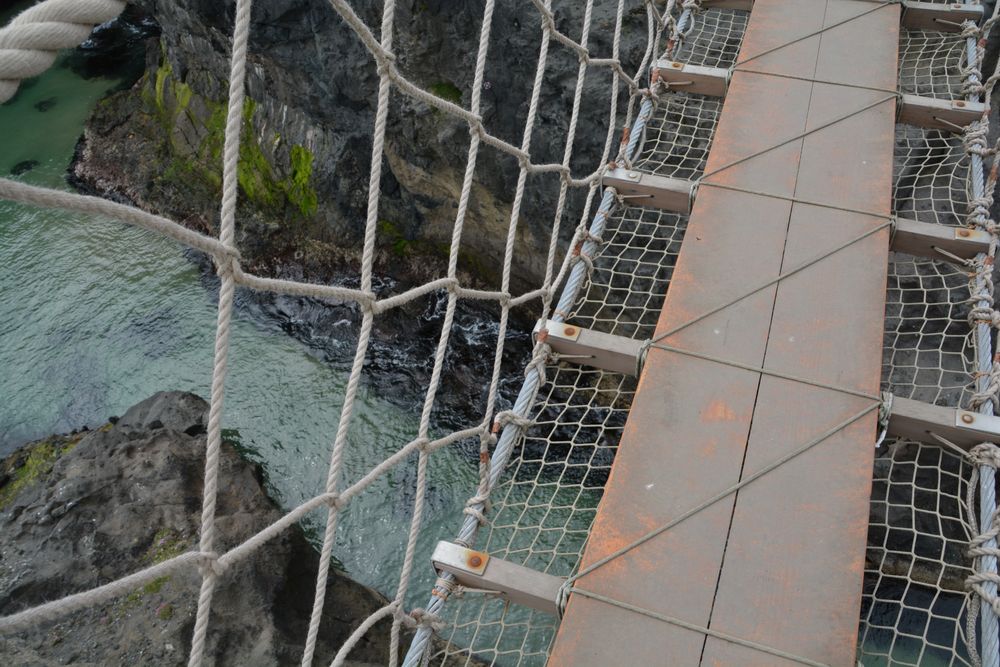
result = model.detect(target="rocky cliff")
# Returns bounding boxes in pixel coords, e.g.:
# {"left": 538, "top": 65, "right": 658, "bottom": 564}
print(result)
{"left": 0, "top": 392, "right": 470, "bottom": 666}
{"left": 71, "top": 0, "right": 649, "bottom": 291}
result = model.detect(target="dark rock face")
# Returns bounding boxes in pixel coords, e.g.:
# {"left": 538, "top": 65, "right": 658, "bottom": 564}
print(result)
{"left": 0, "top": 392, "right": 463, "bottom": 666}
{"left": 63, "top": 5, "right": 162, "bottom": 85}
{"left": 71, "top": 0, "right": 649, "bottom": 292}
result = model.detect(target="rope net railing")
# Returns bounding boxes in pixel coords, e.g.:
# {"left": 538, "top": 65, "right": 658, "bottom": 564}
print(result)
{"left": 860, "top": 3, "right": 1000, "bottom": 666}
{"left": 410, "top": 5, "right": 749, "bottom": 666}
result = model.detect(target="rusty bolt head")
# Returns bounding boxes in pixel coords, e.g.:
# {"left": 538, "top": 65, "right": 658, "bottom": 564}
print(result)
{"left": 956, "top": 101, "right": 967, "bottom": 108}
{"left": 563, "top": 326, "right": 577, "bottom": 336}
{"left": 962, "top": 413, "right": 975, "bottom": 424}
{"left": 959, "top": 229, "right": 971, "bottom": 237}
{"left": 468, "top": 554, "right": 483, "bottom": 568}
{"left": 671, "top": 62, "right": 682, "bottom": 69}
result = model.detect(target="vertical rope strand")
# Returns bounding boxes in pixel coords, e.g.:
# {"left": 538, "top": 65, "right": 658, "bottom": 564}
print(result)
{"left": 187, "top": 0, "right": 254, "bottom": 664}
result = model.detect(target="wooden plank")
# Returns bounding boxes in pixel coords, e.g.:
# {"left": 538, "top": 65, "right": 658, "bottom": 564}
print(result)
{"left": 430, "top": 542, "right": 564, "bottom": 616}
{"left": 888, "top": 396, "right": 1000, "bottom": 451}
{"left": 701, "top": 2, "right": 897, "bottom": 665}
{"left": 549, "top": 48, "right": 819, "bottom": 667}
{"left": 655, "top": 60, "right": 729, "bottom": 97}
{"left": 898, "top": 93, "right": 986, "bottom": 131}
{"left": 901, "top": 1, "right": 983, "bottom": 32}
{"left": 602, "top": 168, "right": 695, "bottom": 213}
{"left": 892, "top": 217, "right": 991, "bottom": 260}
{"left": 534, "top": 320, "right": 644, "bottom": 376}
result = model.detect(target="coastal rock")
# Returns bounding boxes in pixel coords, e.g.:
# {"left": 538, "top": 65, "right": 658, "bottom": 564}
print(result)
{"left": 70, "top": 0, "right": 650, "bottom": 291}
{"left": 0, "top": 391, "right": 467, "bottom": 666}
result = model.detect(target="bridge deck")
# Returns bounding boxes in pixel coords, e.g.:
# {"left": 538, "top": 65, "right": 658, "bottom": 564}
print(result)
{"left": 549, "top": 2, "right": 898, "bottom": 665}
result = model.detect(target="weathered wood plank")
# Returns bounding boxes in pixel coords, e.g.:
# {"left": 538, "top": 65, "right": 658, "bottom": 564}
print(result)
{"left": 701, "top": 3, "right": 897, "bottom": 665}
{"left": 548, "top": 55, "right": 819, "bottom": 667}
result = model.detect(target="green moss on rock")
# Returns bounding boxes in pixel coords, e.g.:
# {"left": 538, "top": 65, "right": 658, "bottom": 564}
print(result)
{"left": 429, "top": 81, "right": 462, "bottom": 104}
{"left": 287, "top": 145, "right": 318, "bottom": 217}
{"left": 0, "top": 437, "right": 79, "bottom": 510}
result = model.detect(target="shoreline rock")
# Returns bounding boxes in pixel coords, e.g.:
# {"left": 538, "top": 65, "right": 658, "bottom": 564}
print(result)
{"left": 0, "top": 391, "right": 471, "bottom": 666}
{"left": 68, "top": 0, "right": 649, "bottom": 294}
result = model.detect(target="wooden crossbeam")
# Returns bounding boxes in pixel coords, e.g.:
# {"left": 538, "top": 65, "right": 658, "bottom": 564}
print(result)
{"left": 655, "top": 60, "right": 729, "bottom": 97}
{"left": 888, "top": 396, "right": 1000, "bottom": 450}
{"left": 654, "top": 60, "right": 986, "bottom": 132}
{"left": 431, "top": 541, "right": 563, "bottom": 616}
{"left": 602, "top": 167, "right": 694, "bottom": 214}
{"left": 898, "top": 94, "right": 986, "bottom": 131}
{"left": 695, "top": 1, "right": 981, "bottom": 32}
{"left": 900, "top": 1, "right": 983, "bottom": 32}
{"left": 892, "top": 217, "right": 991, "bottom": 261}
{"left": 599, "top": 168, "right": 990, "bottom": 264}
{"left": 535, "top": 320, "right": 644, "bottom": 376}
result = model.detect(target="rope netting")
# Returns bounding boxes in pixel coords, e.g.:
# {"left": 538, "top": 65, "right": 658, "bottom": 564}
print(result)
{"left": 861, "top": 4, "right": 1000, "bottom": 666}
{"left": 859, "top": 440, "right": 975, "bottom": 666}
{"left": 415, "top": 7, "right": 750, "bottom": 666}
{"left": 899, "top": 29, "right": 968, "bottom": 100}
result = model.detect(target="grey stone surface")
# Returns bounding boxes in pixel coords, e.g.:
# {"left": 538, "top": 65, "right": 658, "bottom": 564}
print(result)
{"left": 0, "top": 392, "right": 470, "bottom": 666}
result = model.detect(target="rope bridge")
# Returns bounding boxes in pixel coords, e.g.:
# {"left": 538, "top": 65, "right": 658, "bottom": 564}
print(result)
{"left": 1, "top": 0, "right": 1000, "bottom": 666}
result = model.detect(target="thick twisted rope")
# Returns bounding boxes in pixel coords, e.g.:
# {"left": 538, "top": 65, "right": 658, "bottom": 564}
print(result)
{"left": 957, "top": 5, "right": 1000, "bottom": 665}
{"left": 0, "top": 0, "right": 125, "bottom": 103}
{"left": 186, "top": 0, "right": 254, "bottom": 665}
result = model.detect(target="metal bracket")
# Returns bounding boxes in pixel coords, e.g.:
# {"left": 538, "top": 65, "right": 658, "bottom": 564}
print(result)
{"left": 654, "top": 60, "right": 729, "bottom": 98}
{"left": 900, "top": 1, "right": 984, "bottom": 32}
{"left": 956, "top": 409, "right": 1000, "bottom": 440}
{"left": 535, "top": 320, "right": 646, "bottom": 376}
{"left": 602, "top": 168, "right": 695, "bottom": 215}
{"left": 887, "top": 396, "right": 1000, "bottom": 450}
{"left": 891, "top": 217, "right": 991, "bottom": 261}
{"left": 431, "top": 541, "right": 564, "bottom": 616}
{"left": 898, "top": 94, "right": 986, "bottom": 132}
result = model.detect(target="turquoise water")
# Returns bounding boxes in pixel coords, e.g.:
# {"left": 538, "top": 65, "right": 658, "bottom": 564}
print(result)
{"left": 0, "top": 43, "right": 477, "bottom": 603}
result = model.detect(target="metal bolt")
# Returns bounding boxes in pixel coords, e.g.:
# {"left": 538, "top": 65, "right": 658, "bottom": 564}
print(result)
{"left": 563, "top": 326, "right": 577, "bottom": 336}
{"left": 962, "top": 413, "right": 975, "bottom": 424}
{"left": 627, "top": 171, "right": 639, "bottom": 179}
{"left": 958, "top": 229, "right": 971, "bottom": 237}
{"left": 955, "top": 101, "right": 966, "bottom": 108}
{"left": 671, "top": 62, "right": 682, "bottom": 69}
{"left": 468, "top": 554, "right": 483, "bottom": 568}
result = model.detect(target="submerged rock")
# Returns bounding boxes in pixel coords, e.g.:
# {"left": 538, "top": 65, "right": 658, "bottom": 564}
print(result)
{"left": 0, "top": 391, "right": 468, "bottom": 665}
{"left": 32, "top": 97, "right": 56, "bottom": 112}
{"left": 9, "top": 159, "right": 38, "bottom": 176}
